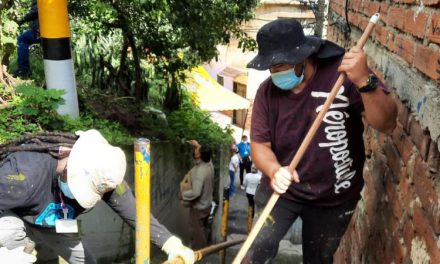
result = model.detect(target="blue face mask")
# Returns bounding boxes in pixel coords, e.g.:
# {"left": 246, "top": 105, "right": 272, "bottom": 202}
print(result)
{"left": 58, "top": 178, "right": 75, "bottom": 199}
{"left": 271, "top": 68, "right": 304, "bottom": 91}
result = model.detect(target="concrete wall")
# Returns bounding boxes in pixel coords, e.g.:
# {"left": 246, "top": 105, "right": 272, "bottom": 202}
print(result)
{"left": 327, "top": 0, "right": 440, "bottom": 263}
{"left": 78, "top": 141, "right": 229, "bottom": 263}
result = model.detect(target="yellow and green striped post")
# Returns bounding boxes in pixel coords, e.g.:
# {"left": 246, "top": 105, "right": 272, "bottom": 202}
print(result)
{"left": 134, "top": 138, "right": 151, "bottom": 264}
{"left": 37, "top": 0, "right": 79, "bottom": 117}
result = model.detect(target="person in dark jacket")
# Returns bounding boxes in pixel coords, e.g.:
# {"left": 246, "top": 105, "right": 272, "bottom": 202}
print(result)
{"left": 15, "top": 1, "right": 39, "bottom": 77}
{"left": 0, "top": 129, "right": 194, "bottom": 264}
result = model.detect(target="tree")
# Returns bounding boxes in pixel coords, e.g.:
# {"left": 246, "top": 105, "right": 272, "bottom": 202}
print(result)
{"left": 69, "top": 0, "right": 258, "bottom": 108}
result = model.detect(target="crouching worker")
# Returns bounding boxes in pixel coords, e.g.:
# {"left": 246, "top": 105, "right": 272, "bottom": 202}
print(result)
{"left": 0, "top": 129, "right": 194, "bottom": 264}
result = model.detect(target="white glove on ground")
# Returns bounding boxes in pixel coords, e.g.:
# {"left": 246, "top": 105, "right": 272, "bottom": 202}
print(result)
{"left": 162, "top": 236, "right": 195, "bottom": 264}
{"left": 0, "top": 246, "right": 36, "bottom": 264}
{"left": 271, "top": 167, "right": 300, "bottom": 194}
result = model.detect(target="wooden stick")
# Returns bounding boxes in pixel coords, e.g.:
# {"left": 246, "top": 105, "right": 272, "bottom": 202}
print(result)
{"left": 232, "top": 13, "right": 381, "bottom": 264}
{"left": 163, "top": 238, "right": 246, "bottom": 264}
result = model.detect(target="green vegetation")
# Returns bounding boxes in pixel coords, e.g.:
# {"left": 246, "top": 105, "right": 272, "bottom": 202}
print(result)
{"left": 1, "top": 0, "right": 258, "bottom": 148}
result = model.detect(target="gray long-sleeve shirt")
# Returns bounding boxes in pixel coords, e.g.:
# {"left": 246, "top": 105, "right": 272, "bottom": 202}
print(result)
{"left": 182, "top": 161, "right": 214, "bottom": 210}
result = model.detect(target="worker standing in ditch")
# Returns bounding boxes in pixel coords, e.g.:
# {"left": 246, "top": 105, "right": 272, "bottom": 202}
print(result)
{"left": 0, "top": 129, "right": 194, "bottom": 264}
{"left": 244, "top": 19, "right": 397, "bottom": 263}
{"left": 181, "top": 140, "right": 214, "bottom": 250}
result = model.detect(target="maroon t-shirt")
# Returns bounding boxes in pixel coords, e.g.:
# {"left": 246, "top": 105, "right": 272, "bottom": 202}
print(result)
{"left": 251, "top": 58, "right": 368, "bottom": 206}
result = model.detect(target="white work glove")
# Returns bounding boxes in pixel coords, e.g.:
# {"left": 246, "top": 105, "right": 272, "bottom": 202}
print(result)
{"left": 162, "top": 236, "right": 195, "bottom": 264}
{"left": 271, "top": 167, "right": 300, "bottom": 194}
{"left": 0, "top": 246, "right": 36, "bottom": 264}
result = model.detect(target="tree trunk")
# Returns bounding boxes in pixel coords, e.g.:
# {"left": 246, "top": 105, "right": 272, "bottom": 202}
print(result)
{"left": 164, "top": 74, "right": 180, "bottom": 111}
{"left": 112, "top": 2, "right": 144, "bottom": 101}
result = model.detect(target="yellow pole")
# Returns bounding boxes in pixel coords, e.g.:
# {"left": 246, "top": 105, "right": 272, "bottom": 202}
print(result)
{"left": 219, "top": 188, "right": 230, "bottom": 264}
{"left": 134, "top": 138, "right": 151, "bottom": 264}
{"left": 247, "top": 206, "right": 253, "bottom": 234}
{"left": 37, "top": 0, "right": 79, "bottom": 117}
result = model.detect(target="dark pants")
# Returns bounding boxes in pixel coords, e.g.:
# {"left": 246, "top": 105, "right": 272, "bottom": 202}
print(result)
{"left": 243, "top": 185, "right": 359, "bottom": 264}
{"left": 246, "top": 193, "right": 255, "bottom": 219}
{"left": 229, "top": 170, "right": 236, "bottom": 196}
{"left": 17, "top": 28, "right": 40, "bottom": 74}
{"left": 189, "top": 207, "right": 211, "bottom": 250}
{"left": 239, "top": 157, "right": 252, "bottom": 185}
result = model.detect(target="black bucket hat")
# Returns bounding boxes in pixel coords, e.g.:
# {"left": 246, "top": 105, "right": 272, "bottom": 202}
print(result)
{"left": 247, "top": 19, "right": 345, "bottom": 70}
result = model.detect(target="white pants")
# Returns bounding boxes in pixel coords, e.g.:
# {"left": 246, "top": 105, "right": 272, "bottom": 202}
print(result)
{"left": 0, "top": 211, "right": 96, "bottom": 264}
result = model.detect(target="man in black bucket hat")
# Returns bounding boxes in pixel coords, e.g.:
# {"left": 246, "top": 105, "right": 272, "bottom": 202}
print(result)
{"left": 245, "top": 19, "right": 397, "bottom": 263}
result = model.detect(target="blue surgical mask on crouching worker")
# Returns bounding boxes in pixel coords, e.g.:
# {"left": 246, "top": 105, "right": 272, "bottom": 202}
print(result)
{"left": 271, "top": 68, "right": 304, "bottom": 90}
{"left": 58, "top": 178, "right": 75, "bottom": 199}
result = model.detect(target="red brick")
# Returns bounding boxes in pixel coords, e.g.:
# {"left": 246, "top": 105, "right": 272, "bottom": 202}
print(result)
{"left": 399, "top": 172, "right": 414, "bottom": 211}
{"left": 374, "top": 24, "right": 391, "bottom": 47}
{"left": 391, "top": 234, "right": 407, "bottom": 263}
{"left": 427, "top": 140, "right": 440, "bottom": 173}
{"left": 385, "top": 174, "right": 404, "bottom": 219}
{"left": 414, "top": 44, "right": 440, "bottom": 81}
{"left": 392, "top": 0, "right": 417, "bottom": 3}
{"left": 413, "top": 207, "right": 440, "bottom": 261}
{"left": 424, "top": 0, "right": 440, "bottom": 6}
{"left": 395, "top": 95, "right": 410, "bottom": 128}
{"left": 383, "top": 136, "right": 404, "bottom": 182}
{"left": 358, "top": 15, "right": 369, "bottom": 31}
{"left": 428, "top": 13, "right": 440, "bottom": 45}
{"left": 404, "top": 10, "right": 429, "bottom": 39}
{"left": 330, "top": 2, "right": 344, "bottom": 17}
{"left": 368, "top": 2, "right": 380, "bottom": 16}
{"left": 387, "top": 7, "right": 405, "bottom": 31}
{"left": 390, "top": 34, "right": 415, "bottom": 64}
{"left": 413, "top": 156, "right": 440, "bottom": 233}
{"left": 348, "top": 0, "right": 358, "bottom": 11}
{"left": 386, "top": 206, "right": 402, "bottom": 235}
{"left": 348, "top": 12, "right": 359, "bottom": 28}
{"left": 407, "top": 117, "right": 431, "bottom": 161}
{"left": 392, "top": 123, "right": 415, "bottom": 165}
{"left": 403, "top": 219, "right": 415, "bottom": 251}
{"left": 379, "top": 3, "right": 390, "bottom": 25}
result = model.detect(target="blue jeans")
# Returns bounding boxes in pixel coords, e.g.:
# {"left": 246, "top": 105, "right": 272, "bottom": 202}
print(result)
{"left": 229, "top": 170, "right": 235, "bottom": 196}
{"left": 17, "top": 28, "right": 40, "bottom": 73}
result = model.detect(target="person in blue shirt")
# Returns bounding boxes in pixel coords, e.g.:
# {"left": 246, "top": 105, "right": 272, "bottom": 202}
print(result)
{"left": 236, "top": 135, "right": 252, "bottom": 189}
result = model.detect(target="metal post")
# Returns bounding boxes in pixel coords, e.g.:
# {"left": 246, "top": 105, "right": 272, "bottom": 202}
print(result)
{"left": 134, "top": 138, "right": 151, "bottom": 264}
{"left": 219, "top": 187, "right": 230, "bottom": 264}
{"left": 37, "top": 0, "right": 79, "bottom": 117}
{"left": 247, "top": 206, "right": 253, "bottom": 234}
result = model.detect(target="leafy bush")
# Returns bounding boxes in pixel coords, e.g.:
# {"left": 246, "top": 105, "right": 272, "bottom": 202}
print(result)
{"left": 166, "top": 91, "right": 233, "bottom": 150}
{"left": 0, "top": 83, "right": 133, "bottom": 145}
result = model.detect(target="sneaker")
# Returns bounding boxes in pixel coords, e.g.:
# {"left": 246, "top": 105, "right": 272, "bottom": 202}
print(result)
{"left": 240, "top": 185, "right": 245, "bottom": 190}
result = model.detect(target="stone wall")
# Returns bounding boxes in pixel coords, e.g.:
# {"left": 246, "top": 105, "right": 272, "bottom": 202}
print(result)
{"left": 327, "top": 0, "right": 440, "bottom": 263}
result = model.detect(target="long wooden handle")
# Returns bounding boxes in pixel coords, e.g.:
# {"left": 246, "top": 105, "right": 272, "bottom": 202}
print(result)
{"left": 232, "top": 13, "right": 380, "bottom": 264}
{"left": 163, "top": 239, "right": 246, "bottom": 264}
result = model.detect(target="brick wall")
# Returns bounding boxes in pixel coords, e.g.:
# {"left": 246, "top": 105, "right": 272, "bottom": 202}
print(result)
{"left": 327, "top": 0, "right": 440, "bottom": 263}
